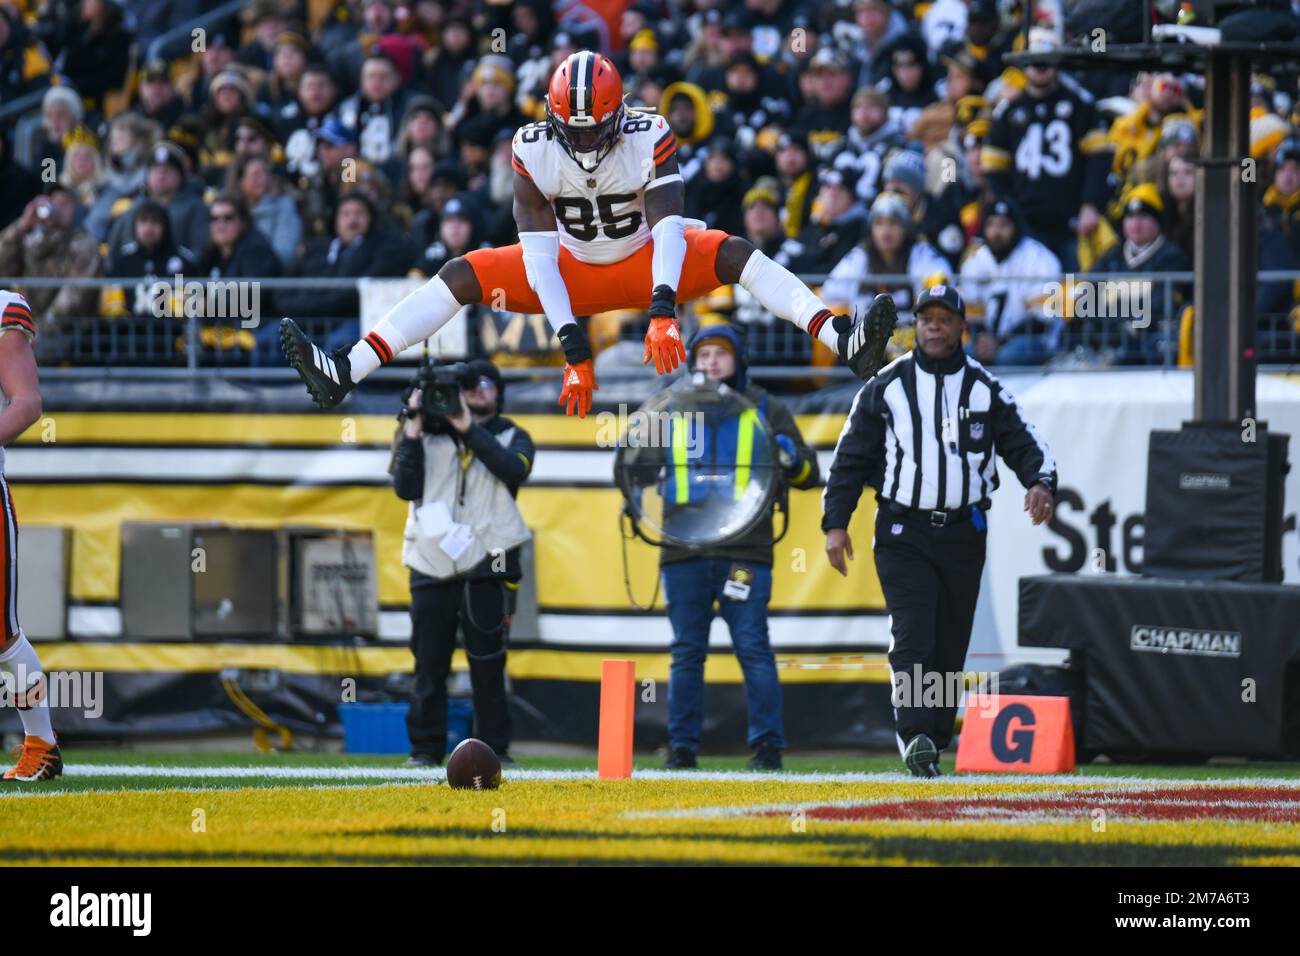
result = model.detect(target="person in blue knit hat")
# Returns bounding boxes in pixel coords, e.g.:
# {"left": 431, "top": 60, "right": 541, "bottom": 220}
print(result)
{"left": 659, "top": 320, "right": 820, "bottom": 771}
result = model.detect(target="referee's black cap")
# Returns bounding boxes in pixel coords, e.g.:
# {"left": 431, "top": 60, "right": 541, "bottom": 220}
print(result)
{"left": 914, "top": 284, "right": 966, "bottom": 322}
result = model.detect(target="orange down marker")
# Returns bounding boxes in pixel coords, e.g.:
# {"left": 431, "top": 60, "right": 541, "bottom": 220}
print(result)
{"left": 598, "top": 659, "right": 636, "bottom": 779}
{"left": 955, "top": 694, "right": 1076, "bottom": 774}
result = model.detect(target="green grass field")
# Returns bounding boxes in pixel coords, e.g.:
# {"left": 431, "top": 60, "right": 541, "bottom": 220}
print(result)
{"left": 2, "top": 750, "right": 1298, "bottom": 865}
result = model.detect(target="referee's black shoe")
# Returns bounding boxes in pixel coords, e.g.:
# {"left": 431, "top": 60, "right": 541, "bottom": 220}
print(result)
{"left": 281, "top": 317, "right": 353, "bottom": 408}
{"left": 903, "top": 734, "right": 942, "bottom": 778}
{"left": 838, "top": 293, "right": 897, "bottom": 381}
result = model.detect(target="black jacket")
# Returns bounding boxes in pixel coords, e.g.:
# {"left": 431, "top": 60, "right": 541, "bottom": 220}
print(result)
{"left": 196, "top": 227, "right": 280, "bottom": 315}
{"left": 106, "top": 212, "right": 199, "bottom": 315}
{"left": 197, "top": 226, "right": 281, "bottom": 279}
{"left": 59, "top": 22, "right": 131, "bottom": 111}
{"left": 391, "top": 415, "right": 535, "bottom": 581}
{"left": 822, "top": 347, "right": 1058, "bottom": 531}
{"left": 277, "top": 229, "right": 410, "bottom": 318}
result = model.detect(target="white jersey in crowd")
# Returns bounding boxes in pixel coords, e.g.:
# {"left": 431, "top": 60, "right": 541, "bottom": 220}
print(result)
{"left": 822, "top": 240, "right": 952, "bottom": 318}
{"left": 511, "top": 109, "right": 677, "bottom": 265}
{"left": 959, "top": 236, "right": 1063, "bottom": 341}
{"left": 0, "top": 290, "right": 37, "bottom": 477}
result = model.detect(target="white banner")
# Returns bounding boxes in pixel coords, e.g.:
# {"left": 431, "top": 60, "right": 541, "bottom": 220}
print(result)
{"left": 968, "top": 370, "right": 1300, "bottom": 668}
{"left": 358, "top": 277, "right": 468, "bottom": 360}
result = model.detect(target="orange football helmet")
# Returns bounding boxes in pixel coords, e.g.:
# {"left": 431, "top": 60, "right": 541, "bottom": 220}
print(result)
{"left": 545, "top": 51, "right": 625, "bottom": 170}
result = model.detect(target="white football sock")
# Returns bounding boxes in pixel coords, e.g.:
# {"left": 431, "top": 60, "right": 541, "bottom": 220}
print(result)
{"left": 739, "top": 250, "right": 841, "bottom": 351}
{"left": 0, "top": 633, "right": 54, "bottom": 746}
{"left": 346, "top": 275, "right": 464, "bottom": 382}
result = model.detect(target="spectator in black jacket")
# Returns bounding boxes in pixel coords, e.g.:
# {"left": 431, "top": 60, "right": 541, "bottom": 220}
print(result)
{"left": 129, "top": 60, "right": 186, "bottom": 133}
{"left": 792, "top": 48, "right": 855, "bottom": 162}
{"left": 29, "top": 85, "right": 82, "bottom": 174}
{"left": 58, "top": 0, "right": 132, "bottom": 116}
{"left": 106, "top": 200, "right": 198, "bottom": 294}
{"left": 876, "top": 37, "right": 939, "bottom": 135}
{"left": 103, "top": 200, "right": 198, "bottom": 363}
{"left": 0, "top": 7, "right": 52, "bottom": 103}
{"left": 279, "top": 190, "right": 410, "bottom": 352}
{"left": 791, "top": 167, "right": 869, "bottom": 275}
{"left": 0, "top": 136, "right": 42, "bottom": 232}
{"left": 196, "top": 193, "right": 281, "bottom": 364}
{"left": 684, "top": 139, "right": 747, "bottom": 237}
{"left": 422, "top": 16, "right": 475, "bottom": 110}
{"left": 234, "top": 0, "right": 292, "bottom": 74}
{"left": 411, "top": 193, "right": 483, "bottom": 277}
{"left": 1088, "top": 184, "right": 1191, "bottom": 365}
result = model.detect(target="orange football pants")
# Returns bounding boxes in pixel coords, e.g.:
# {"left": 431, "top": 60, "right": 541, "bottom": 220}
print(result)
{"left": 464, "top": 229, "right": 729, "bottom": 315}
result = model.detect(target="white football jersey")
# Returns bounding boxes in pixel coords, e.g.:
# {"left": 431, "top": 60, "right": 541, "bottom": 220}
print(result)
{"left": 511, "top": 109, "right": 678, "bottom": 265}
{"left": 959, "top": 236, "right": 1062, "bottom": 340}
{"left": 822, "top": 240, "right": 952, "bottom": 318}
{"left": 0, "top": 290, "right": 36, "bottom": 477}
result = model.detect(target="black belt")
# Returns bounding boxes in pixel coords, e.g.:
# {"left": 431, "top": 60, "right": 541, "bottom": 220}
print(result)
{"left": 886, "top": 500, "right": 989, "bottom": 527}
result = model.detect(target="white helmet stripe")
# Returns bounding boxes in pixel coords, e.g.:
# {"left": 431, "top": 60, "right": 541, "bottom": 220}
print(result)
{"left": 574, "top": 51, "right": 591, "bottom": 115}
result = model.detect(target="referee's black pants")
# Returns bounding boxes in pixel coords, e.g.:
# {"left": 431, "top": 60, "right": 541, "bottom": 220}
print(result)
{"left": 872, "top": 505, "right": 987, "bottom": 752}
{"left": 406, "top": 572, "right": 512, "bottom": 760}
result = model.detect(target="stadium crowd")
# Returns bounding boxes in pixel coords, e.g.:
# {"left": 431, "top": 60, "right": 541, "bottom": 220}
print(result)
{"left": 1, "top": 0, "right": 1300, "bottom": 371}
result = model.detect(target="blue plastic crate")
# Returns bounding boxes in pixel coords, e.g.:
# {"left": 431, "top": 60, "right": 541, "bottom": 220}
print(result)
{"left": 339, "top": 699, "right": 474, "bottom": 755}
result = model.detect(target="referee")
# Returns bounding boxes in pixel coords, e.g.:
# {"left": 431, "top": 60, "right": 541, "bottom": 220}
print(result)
{"left": 821, "top": 285, "right": 1058, "bottom": 777}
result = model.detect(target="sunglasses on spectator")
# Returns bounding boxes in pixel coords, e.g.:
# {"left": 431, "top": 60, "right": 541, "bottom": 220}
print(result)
{"left": 212, "top": 212, "right": 238, "bottom": 223}
{"left": 466, "top": 377, "right": 496, "bottom": 391}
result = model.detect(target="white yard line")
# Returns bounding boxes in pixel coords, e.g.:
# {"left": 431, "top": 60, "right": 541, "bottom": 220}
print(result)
{"left": 44, "top": 765, "right": 1300, "bottom": 788}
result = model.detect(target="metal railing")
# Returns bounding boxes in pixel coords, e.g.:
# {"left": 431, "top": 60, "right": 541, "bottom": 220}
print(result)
{"left": 3, "top": 272, "right": 1298, "bottom": 381}
{"left": 144, "top": 0, "right": 248, "bottom": 63}
{"left": 0, "top": 76, "right": 62, "bottom": 124}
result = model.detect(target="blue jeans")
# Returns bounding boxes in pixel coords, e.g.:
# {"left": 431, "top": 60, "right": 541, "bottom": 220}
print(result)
{"left": 995, "top": 334, "right": 1054, "bottom": 366}
{"left": 662, "top": 558, "right": 784, "bottom": 753}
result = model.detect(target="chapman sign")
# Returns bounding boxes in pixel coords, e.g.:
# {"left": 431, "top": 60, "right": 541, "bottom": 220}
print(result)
{"left": 1130, "top": 625, "right": 1242, "bottom": 658}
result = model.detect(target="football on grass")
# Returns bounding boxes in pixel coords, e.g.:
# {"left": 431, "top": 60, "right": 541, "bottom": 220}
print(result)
{"left": 445, "top": 738, "right": 502, "bottom": 790}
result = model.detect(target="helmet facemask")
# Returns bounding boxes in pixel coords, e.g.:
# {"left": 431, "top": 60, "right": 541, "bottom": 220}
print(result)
{"left": 546, "top": 101, "right": 624, "bottom": 172}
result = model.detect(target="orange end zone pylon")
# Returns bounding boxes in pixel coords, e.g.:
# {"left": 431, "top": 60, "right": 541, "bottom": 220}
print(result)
{"left": 598, "top": 659, "right": 636, "bottom": 779}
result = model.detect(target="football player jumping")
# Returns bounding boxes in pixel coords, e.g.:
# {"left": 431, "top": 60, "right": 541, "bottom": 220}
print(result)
{"left": 0, "top": 290, "right": 60, "bottom": 781}
{"left": 282, "top": 52, "right": 897, "bottom": 416}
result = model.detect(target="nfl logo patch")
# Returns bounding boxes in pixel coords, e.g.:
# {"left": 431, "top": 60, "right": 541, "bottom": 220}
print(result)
{"left": 969, "top": 421, "right": 984, "bottom": 441}
{"left": 890, "top": 523, "right": 903, "bottom": 535}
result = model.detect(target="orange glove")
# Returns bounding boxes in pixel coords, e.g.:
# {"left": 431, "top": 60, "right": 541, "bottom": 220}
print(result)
{"left": 558, "top": 359, "right": 597, "bottom": 418}
{"left": 643, "top": 316, "right": 686, "bottom": 375}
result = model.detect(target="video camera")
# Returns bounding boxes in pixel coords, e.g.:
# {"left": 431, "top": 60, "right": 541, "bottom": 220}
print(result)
{"left": 404, "top": 361, "right": 475, "bottom": 432}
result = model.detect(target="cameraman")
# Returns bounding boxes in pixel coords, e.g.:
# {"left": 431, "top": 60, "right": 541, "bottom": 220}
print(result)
{"left": 391, "top": 359, "right": 534, "bottom": 767}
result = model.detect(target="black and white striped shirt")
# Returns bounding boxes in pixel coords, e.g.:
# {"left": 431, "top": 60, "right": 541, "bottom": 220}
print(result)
{"left": 821, "top": 347, "right": 1058, "bottom": 528}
